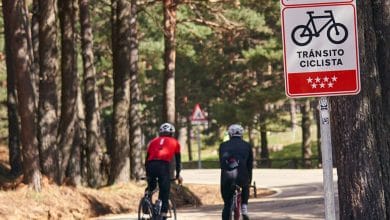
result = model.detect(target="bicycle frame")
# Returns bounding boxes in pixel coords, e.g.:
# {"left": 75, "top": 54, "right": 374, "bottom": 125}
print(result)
{"left": 304, "top": 11, "right": 336, "bottom": 36}
{"left": 138, "top": 177, "right": 178, "bottom": 220}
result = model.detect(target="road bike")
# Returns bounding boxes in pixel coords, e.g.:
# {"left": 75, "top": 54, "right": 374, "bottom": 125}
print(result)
{"left": 229, "top": 184, "right": 242, "bottom": 220}
{"left": 137, "top": 178, "right": 177, "bottom": 220}
{"left": 291, "top": 10, "right": 348, "bottom": 46}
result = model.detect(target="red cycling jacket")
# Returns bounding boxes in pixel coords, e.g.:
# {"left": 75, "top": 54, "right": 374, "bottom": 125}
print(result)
{"left": 147, "top": 136, "right": 181, "bottom": 162}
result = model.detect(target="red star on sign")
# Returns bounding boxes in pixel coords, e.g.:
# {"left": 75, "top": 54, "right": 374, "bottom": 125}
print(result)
{"left": 307, "top": 75, "right": 338, "bottom": 90}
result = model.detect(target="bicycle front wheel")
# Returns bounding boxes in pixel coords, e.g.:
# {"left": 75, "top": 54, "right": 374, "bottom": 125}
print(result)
{"left": 168, "top": 199, "right": 177, "bottom": 220}
{"left": 138, "top": 197, "right": 154, "bottom": 220}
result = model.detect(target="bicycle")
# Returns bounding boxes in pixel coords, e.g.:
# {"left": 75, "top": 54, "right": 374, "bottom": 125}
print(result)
{"left": 291, "top": 10, "right": 348, "bottom": 46}
{"left": 229, "top": 184, "right": 242, "bottom": 220}
{"left": 137, "top": 177, "right": 177, "bottom": 220}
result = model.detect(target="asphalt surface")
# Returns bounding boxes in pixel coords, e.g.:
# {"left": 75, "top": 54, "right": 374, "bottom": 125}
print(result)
{"left": 95, "top": 169, "right": 339, "bottom": 220}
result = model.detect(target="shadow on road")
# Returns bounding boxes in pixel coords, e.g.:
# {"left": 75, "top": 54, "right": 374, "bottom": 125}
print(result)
{"left": 178, "top": 183, "right": 339, "bottom": 220}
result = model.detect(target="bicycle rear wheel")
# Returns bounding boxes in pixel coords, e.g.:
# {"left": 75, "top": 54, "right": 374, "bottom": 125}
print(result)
{"left": 234, "top": 193, "right": 241, "bottom": 220}
{"left": 138, "top": 197, "right": 154, "bottom": 220}
{"left": 167, "top": 199, "right": 177, "bottom": 219}
{"left": 228, "top": 193, "right": 242, "bottom": 220}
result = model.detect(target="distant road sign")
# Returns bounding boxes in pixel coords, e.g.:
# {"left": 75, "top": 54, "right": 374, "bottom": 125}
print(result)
{"left": 281, "top": 0, "right": 352, "bottom": 6}
{"left": 281, "top": 1, "right": 360, "bottom": 97}
{"left": 191, "top": 104, "right": 207, "bottom": 124}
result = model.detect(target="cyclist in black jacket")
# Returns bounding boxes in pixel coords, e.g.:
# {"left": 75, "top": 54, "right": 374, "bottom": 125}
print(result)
{"left": 219, "top": 124, "right": 253, "bottom": 220}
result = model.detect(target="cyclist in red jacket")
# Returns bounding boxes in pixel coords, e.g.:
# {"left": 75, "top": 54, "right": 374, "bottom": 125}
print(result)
{"left": 145, "top": 123, "right": 182, "bottom": 220}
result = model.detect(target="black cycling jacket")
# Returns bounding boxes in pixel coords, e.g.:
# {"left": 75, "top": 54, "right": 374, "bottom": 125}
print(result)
{"left": 219, "top": 136, "right": 254, "bottom": 184}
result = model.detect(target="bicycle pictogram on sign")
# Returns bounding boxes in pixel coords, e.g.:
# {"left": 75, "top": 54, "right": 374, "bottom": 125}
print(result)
{"left": 291, "top": 10, "right": 348, "bottom": 46}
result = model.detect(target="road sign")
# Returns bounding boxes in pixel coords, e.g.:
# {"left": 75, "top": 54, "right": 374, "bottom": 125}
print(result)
{"left": 190, "top": 103, "right": 207, "bottom": 124}
{"left": 281, "top": 0, "right": 352, "bottom": 7}
{"left": 281, "top": 1, "right": 360, "bottom": 97}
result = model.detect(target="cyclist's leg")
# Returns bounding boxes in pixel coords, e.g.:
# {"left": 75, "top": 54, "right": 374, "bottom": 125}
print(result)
{"left": 157, "top": 161, "right": 171, "bottom": 218}
{"left": 241, "top": 184, "right": 250, "bottom": 219}
{"left": 221, "top": 170, "right": 237, "bottom": 220}
{"left": 238, "top": 173, "right": 250, "bottom": 219}
{"left": 146, "top": 162, "right": 157, "bottom": 192}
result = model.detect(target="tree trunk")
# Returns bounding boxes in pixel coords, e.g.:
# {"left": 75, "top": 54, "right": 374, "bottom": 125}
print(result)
{"left": 163, "top": 0, "right": 177, "bottom": 178}
{"left": 259, "top": 114, "right": 269, "bottom": 167}
{"left": 57, "top": 0, "right": 79, "bottom": 184}
{"left": 3, "top": 0, "right": 42, "bottom": 191}
{"left": 3, "top": 5, "right": 22, "bottom": 176}
{"left": 31, "top": 0, "right": 39, "bottom": 103}
{"left": 162, "top": 0, "right": 176, "bottom": 124}
{"left": 301, "top": 99, "right": 312, "bottom": 168}
{"left": 79, "top": 0, "right": 103, "bottom": 187}
{"left": 372, "top": 0, "right": 390, "bottom": 217}
{"left": 38, "top": 0, "right": 60, "bottom": 181}
{"left": 248, "top": 126, "right": 257, "bottom": 168}
{"left": 331, "top": 0, "right": 388, "bottom": 218}
{"left": 129, "top": 0, "right": 143, "bottom": 181}
{"left": 66, "top": 87, "right": 86, "bottom": 186}
{"left": 109, "top": 0, "right": 131, "bottom": 184}
{"left": 289, "top": 99, "right": 297, "bottom": 132}
{"left": 186, "top": 119, "right": 193, "bottom": 161}
{"left": 313, "top": 101, "right": 322, "bottom": 166}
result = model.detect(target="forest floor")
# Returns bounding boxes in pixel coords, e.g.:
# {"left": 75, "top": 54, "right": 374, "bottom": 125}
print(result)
{"left": 0, "top": 145, "right": 273, "bottom": 219}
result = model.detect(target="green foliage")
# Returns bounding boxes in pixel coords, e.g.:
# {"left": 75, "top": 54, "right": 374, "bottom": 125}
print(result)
{"left": 0, "top": 0, "right": 288, "bottom": 150}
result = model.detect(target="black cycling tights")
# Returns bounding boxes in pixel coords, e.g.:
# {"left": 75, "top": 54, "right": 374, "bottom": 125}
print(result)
{"left": 146, "top": 160, "right": 171, "bottom": 214}
{"left": 221, "top": 170, "right": 250, "bottom": 220}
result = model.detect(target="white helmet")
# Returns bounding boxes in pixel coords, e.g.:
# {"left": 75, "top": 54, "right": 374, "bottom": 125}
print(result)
{"left": 228, "top": 124, "right": 244, "bottom": 137}
{"left": 159, "top": 123, "right": 175, "bottom": 135}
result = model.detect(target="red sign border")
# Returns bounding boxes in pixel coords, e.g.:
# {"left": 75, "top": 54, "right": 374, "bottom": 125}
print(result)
{"left": 281, "top": 3, "right": 360, "bottom": 97}
{"left": 281, "top": 0, "right": 353, "bottom": 7}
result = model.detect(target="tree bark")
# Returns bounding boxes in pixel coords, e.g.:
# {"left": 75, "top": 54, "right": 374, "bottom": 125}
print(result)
{"left": 79, "top": 0, "right": 103, "bottom": 187}
{"left": 259, "top": 114, "right": 269, "bottom": 167}
{"left": 3, "top": 0, "right": 42, "bottom": 191}
{"left": 58, "top": 0, "right": 79, "bottom": 184}
{"left": 301, "top": 99, "right": 312, "bottom": 168}
{"left": 163, "top": 0, "right": 177, "bottom": 178}
{"left": 38, "top": 0, "right": 60, "bottom": 181}
{"left": 186, "top": 119, "right": 193, "bottom": 161}
{"left": 3, "top": 4, "right": 22, "bottom": 175}
{"left": 109, "top": 0, "right": 131, "bottom": 184}
{"left": 66, "top": 87, "right": 86, "bottom": 186}
{"left": 129, "top": 0, "right": 143, "bottom": 180}
{"left": 313, "top": 101, "right": 322, "bottom": 166}
{"left": 331, "top": 0, "right": 388, "bottom": 218}
{"left": 31, "top": 0, "right": 39, "bottom": 103}
{"left": 372, "top": 0, "right": 390, "bottom": 217}
{"left": 289, "top": 99, "right": 297, "bottom": 132}
{"left": 163, "top": 0, "right": 176, "bottom": 124}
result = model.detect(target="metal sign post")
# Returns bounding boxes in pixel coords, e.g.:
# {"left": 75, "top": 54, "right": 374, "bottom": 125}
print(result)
{"left": 190, "top": 103, "right": 208, "bottom": 169}
{"left": 319, "top": 97, "right": 336, "bottom": 220}
{"left": 196, "top": 126, "right": 202, "bottom": 169}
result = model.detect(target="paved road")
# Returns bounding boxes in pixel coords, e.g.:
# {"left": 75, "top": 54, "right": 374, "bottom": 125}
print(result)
{"left": 95, "top": 169, "right": 339, "bottom": 220}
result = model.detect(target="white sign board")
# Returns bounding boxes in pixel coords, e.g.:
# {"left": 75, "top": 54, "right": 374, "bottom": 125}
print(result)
{"left": 281, "top": 2, "right": 360, "bottom": 97}
{"left": 281, "top": 0, "right": 352, "bottom": 6}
